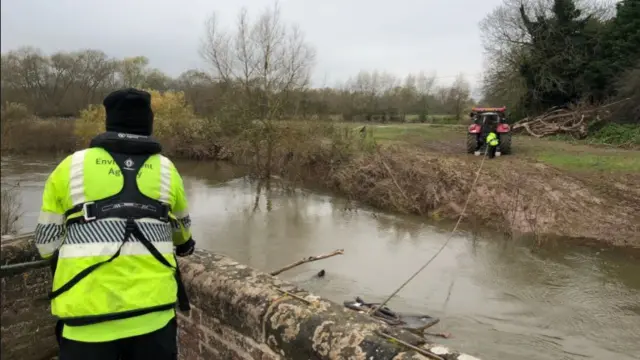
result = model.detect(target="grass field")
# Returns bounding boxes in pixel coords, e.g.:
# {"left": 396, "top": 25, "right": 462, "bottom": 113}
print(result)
{"left": 352, "top": 122, "right": 463, "bottom": 143}
{"left": 353, "top": 123, "right": 640, "bottom": 174}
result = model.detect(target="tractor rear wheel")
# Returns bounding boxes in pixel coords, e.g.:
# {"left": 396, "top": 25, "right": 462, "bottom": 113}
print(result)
{"left": 466, "top": 134, "right": 478, "bottom": 154}
{"left": 500, "top": 133, "right": 512, "bottom": 154}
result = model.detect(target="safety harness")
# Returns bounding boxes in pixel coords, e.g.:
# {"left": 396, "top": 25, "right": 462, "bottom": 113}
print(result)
{"left": 49, "top": 143, "right": 190, "bottom": 327}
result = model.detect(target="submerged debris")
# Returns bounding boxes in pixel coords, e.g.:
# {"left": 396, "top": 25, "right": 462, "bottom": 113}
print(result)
{"left": 344, "top": 297, "right": 440, "bottom": 333}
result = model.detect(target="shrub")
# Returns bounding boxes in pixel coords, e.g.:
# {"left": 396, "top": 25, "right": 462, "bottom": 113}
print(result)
{"left": 1, "top": 112, "right": 76, "bottom": 154}
{"left": 75, "top": 90, "right": 222, "bottom": 158}
{"left": 590, "top": 123, "right": 640, "bottom": 147}
{"left": 1, "top": 102, "right": 31, "bottom": 123}
{"left": 229, "top": 120, "right": 376, "bottom": 181}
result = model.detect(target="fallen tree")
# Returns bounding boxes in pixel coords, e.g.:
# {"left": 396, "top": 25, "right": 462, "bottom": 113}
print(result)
{"left": 512, "top": 98, "right": 631, "bottom": 139}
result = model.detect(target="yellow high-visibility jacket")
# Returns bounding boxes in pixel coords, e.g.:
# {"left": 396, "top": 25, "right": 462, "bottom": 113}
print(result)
{"left": 486, "top": 132, "right": 499, "bottom": 147}
{"left": 34, "top": 133, "right": 192, "bottom": 343}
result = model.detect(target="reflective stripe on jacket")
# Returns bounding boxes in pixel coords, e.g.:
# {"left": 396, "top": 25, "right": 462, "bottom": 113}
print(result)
{"left": 34, "top": 142, "right": 193, "bottom": 342}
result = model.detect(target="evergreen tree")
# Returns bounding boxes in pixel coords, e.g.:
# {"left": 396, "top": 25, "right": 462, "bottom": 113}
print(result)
{"left": 519, "top": 0, "right": 598, "bottom": 109}
{"left": 606, "top": 0, "right": 640, "bottom": 79}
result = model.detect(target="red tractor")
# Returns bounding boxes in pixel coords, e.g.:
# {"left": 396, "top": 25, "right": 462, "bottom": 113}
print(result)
{"left": 466, "top": 107, "right": 512, "bottom": 155}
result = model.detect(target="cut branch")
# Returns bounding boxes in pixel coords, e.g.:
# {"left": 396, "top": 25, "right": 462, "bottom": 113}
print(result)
{"left": 512, "top": 99, "right": 631, "bottom": 139}
{"left": 269, "top": 249, "right": 344, "bottom": 276}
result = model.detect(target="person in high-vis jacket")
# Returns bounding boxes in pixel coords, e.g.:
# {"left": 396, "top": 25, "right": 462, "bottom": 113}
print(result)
{"left": 485, "top": 131, "right": 500, "bottom": 158}
{"left": 34, "top": 88, "right": 196, "bottom": 360}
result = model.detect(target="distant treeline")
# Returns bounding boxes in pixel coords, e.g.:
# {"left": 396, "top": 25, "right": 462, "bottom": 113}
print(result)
{"left": 0, "top": 48, "right": 474, "bottom": 122}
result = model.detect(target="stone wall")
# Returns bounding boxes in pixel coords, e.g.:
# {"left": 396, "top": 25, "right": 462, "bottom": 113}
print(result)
{"left": 1, "top": 236, "right": 58, "bottom": 360}
{"left": 1, "top": 236, "right": 481, "bottom": 360}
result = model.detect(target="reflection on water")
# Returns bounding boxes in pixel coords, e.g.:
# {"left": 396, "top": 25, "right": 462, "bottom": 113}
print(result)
{"left": 2, "top": 156, "right": 640, "bottom": 360}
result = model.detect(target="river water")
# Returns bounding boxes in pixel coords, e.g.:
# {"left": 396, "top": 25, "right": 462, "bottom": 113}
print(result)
{"left": 2, "top": 155, "right": 639, "bottom": 360}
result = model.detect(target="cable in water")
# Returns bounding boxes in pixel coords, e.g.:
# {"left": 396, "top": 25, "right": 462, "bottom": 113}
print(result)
{"left": 368, "top": 147, "right": 489, "bottom": 316}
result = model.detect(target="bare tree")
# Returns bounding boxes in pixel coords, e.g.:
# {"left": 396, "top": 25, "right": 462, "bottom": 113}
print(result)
{"left": 1, "top": 47, "right": 51, "bottom": 111}
{"left": 144, "top": 68, "right": 173, "bottom": 90}
{"left": 74, "top": 50, "right": 119, "bottom": 106}
{"left": 118, "top": 56, "right": 150, "bottom": 88}
{"left": 449, "top": 74, "right": 472, "bottom": 121}
{"left": 200, "top": 2, "right": 316, "bottom": 177}
{"left": 416, "top": 71, "right": 436, "bottom": 120}
{"left": 200, "top": 2, "right": 316, "bottom": 122}
{"left": 398, "top": 74, "right": 417, "bottom": 119}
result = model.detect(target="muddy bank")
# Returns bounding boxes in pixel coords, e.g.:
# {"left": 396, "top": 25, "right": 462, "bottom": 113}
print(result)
{"left": 250, "top": 142, "right": 640, "bottom": 249}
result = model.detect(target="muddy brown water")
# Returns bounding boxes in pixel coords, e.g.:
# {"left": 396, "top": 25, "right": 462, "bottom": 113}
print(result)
{"left": 2, "top": 155, "right": 639, "bottom": 360}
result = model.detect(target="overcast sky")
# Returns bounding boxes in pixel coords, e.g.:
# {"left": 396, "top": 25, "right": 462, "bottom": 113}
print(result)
{"left": 1, "top": 0, "right": 504, "bottom": 93}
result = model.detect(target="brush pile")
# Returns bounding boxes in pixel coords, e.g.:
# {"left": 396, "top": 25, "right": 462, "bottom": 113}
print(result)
{"left": 512, "top": 98, "right": 630, "bottom": 139}
{"left": 329, "top": 146, "right": 478, "bottom": 217}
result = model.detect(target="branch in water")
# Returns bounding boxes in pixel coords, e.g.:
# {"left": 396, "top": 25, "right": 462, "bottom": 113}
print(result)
{"left": 269, "top": 249, "right": 344, "bottom": 276}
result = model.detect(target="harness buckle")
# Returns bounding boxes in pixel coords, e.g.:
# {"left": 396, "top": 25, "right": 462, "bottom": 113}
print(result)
{"left": 160, "top": 203, "right": 170, "bottom": 222}
{"left": 125, "top": 217, "right": 136, "bottom": 232}
{"left": 82, "top": 202, "right": 97, "bottom": 222}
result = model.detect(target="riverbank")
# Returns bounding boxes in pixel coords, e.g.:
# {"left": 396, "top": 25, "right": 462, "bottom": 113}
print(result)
{"left": 2, "top": 114, "right": 639, "bottom": 248}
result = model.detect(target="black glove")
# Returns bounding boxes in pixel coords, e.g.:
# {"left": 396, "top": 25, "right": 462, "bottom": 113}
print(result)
{"left": 176, "top": 238, "right": 196, "bottom": 257}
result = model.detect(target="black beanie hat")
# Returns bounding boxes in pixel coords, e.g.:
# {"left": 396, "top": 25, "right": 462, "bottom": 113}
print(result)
{"left": 103, "top": 88, "right": 154, "bottom": 136}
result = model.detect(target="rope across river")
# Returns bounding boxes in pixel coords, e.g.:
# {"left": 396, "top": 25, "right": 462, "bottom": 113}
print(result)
{"left": 367, "top": 148, "right": 489, "bottom": 317}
